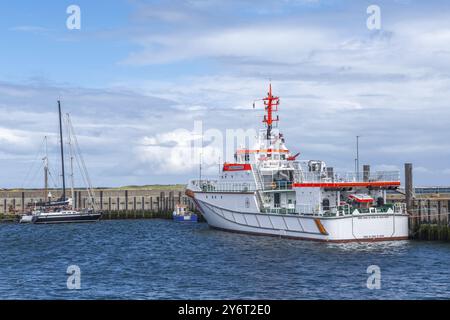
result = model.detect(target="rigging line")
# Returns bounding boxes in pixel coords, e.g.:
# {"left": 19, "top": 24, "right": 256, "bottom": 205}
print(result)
{"left": 74, "top": 130, "right": 96, "bottom": 207}
{"left": 27, "top": 161, "right": 45, "bottom": 189}
{"left": 67, "top": 115, "right": 96, "bottom": 209}
{"left": 65, "top": 114, "right": 75, "bottom": 203}
{"left": 47, "top": 169, "right": 59, "bottom": 189}
{"left": 21, "top": 136, "right": 47, "bottom": 189}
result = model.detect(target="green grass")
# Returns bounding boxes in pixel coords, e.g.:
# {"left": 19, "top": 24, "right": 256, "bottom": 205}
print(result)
{"left": 1, "top": 184, "right": 187, "bottom": 192}
{"left": 111, "top": 184, "right": 186, "bottom": 191}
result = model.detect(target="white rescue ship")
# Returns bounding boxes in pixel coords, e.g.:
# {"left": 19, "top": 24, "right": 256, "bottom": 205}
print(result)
{"left": 186, "top": 85, "right": 409, "bottom": 242}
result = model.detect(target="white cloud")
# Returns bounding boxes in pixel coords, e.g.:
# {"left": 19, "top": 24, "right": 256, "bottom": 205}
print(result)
{"left": 373, "top": 164, "right": 400, "bottom": 172}
{"left": 123, "top": 25, "right": 335, "bottom": 65}
{"left": 414, "top": 166, "right": 432, "bottom": 174}
{"left": 135, "top": 128, "right": 222, "bottom": 175}
{"left": 0, "top": 127, "right": 34, "bottom": 146}
{"left": 3, "top": 2, "right": 450, "bottom": 187}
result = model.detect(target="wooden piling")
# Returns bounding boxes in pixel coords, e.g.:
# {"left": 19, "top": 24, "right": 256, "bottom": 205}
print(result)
{"left": 428, "top": 199, "right": 431, "bottom": 223}
{"left": 405, "top": 163, "right": 413, "bottom": 213}
{"left": 21, "top": 192, "right": 25, "bottom": 214}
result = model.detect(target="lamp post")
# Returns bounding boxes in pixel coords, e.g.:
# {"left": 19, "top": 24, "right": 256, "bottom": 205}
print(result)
{"left": 356, "top": 135, "right": 360, "bottom": 180}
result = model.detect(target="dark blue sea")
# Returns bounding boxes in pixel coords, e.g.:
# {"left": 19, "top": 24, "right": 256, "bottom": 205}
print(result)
{"left": 0, "top": 220, "right": 449, "bottom": 299}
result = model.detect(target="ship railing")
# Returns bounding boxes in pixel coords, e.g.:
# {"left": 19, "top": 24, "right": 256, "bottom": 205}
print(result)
{"left": 262, "top": 208, "right": 297, "bottom": 215}
{"left": 296, "top": 171, "right": 400, "bottom": 183}
{"left": 188, "top": 179, "right": 257, "bottom": 193}
{"left": 296, "top": 204, "right": 318, "bottom": 215}
{"left": 258, "top": 161, "right": 295, "bottom": 169}
{"left": 330, "top": 203, "right": 405, "bottom": 216}
{"left": 260, "top": 180, "right": 294, "bottom": 191}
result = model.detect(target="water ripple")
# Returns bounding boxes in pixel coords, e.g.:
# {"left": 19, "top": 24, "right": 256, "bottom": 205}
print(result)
{"left": 0, "top": 220, "right": 449, "bottom": 299}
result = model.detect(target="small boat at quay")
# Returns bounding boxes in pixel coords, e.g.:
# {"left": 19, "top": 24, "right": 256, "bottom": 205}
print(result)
{"left": 186, "top": 84, "right": 409, "bottom": 242}
{"left": 173, "top": 204, "right": 198, "bottom": 222}
{"left": 19, "top": 101, "right": 102, "bottom": 224}
{"left": 31, "top": 209, "right": 102, "bottom": 224}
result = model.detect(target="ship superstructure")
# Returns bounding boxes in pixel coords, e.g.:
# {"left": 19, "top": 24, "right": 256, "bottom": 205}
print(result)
{"left": 186, "top": 85, "right": 409, "bottom": 242}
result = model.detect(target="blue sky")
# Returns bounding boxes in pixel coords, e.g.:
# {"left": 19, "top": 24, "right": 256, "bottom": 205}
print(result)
{"left": 1, "top": 0, "right": 450, "bottom": 188}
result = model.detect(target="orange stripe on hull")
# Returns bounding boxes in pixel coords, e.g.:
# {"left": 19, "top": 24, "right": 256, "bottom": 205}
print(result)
{"left": 314, "top": 219, "right": 329, "bottom": 235}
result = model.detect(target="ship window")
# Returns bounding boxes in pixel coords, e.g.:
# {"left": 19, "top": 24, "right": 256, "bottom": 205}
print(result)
{"left": 322, "top": 199, "right": 330, "bottom": 211}
{"left": 245, "top": 198, "right": 250, "bottom": 208}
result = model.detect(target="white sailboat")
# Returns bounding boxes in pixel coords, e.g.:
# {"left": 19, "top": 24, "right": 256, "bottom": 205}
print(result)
{"left": 20, "top": 101, "right": 102, "bottom": 224}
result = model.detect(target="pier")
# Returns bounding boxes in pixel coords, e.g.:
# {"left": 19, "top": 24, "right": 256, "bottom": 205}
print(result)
{"left": 2, "top": 171, "right": 449, "bottom": 242}
{"left": 387, "top": 164, "right": 450, "bottom": 241}
{"left": 0, "top": 187, "right": 196, "bottom": 222}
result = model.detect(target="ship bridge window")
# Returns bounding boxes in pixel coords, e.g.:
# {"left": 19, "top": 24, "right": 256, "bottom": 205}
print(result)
{"left": 377, "top": 197, "right": 385, "bottom": 206}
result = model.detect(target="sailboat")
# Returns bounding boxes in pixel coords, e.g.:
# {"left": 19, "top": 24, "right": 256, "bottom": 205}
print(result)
{"left": 20, "top": 101, "right": 102, "bottom": 224}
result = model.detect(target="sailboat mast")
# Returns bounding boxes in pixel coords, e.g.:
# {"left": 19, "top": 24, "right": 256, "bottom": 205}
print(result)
{"left": 66, "top": 114, "right": 75, "bottom": 208}
{"left": 58, "top": 101, "right": 66, "bottom": 201}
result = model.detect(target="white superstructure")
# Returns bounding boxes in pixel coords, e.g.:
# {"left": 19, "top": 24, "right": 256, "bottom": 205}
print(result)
{"left": 186, "top": 84, "right": 409, "bottom": 242}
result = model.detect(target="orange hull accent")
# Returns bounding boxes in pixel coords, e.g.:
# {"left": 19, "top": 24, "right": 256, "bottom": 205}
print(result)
{"left": 314, "top": 218, "right": 329, "bottom": 235}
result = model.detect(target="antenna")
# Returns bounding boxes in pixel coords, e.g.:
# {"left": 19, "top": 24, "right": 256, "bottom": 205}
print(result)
{"left": 262, "top": 83, "right": 280, "bottom": 140}
{"left": 356, "top": 135, "right": 360, "bottom": 180}
{"left": 199, "top": 134, "right": 203, "bottom": 183}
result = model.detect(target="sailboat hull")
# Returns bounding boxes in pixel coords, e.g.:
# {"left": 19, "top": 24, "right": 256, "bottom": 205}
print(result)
{"left": 32, "top": 212, "right": 102, "bottom": 224}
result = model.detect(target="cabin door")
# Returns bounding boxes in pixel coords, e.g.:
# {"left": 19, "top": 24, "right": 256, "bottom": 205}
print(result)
{"left": 274, "top": 193, "right": 280, "bottom": 208}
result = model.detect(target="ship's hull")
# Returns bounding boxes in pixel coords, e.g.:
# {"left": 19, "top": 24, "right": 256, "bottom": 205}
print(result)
{"left": 32, "top": 212, "right": 102, "bottom": 224}
{"left": 193, "top": 197, "right": 409, "bottom": 242}
{"left": 173, "top": 214, "right": 198, "bottom": 222}
{"left": 19, "top": 215, "right": 34, "bottom": 223}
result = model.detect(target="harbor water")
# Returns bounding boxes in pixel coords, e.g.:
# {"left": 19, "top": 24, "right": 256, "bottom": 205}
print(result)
{"left": 0, "top": 220, "right": 449, "bottom": 299}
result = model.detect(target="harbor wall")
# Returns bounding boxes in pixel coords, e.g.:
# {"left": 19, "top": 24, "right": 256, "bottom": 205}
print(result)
{"left": 388, "top": 193, "right": 450, "bottom": 241}
{"left": 0, "top": 188, "right": 196, "bottom": 220}
{"left": 2, "top": 184, "right": 449, "bottom": 241}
